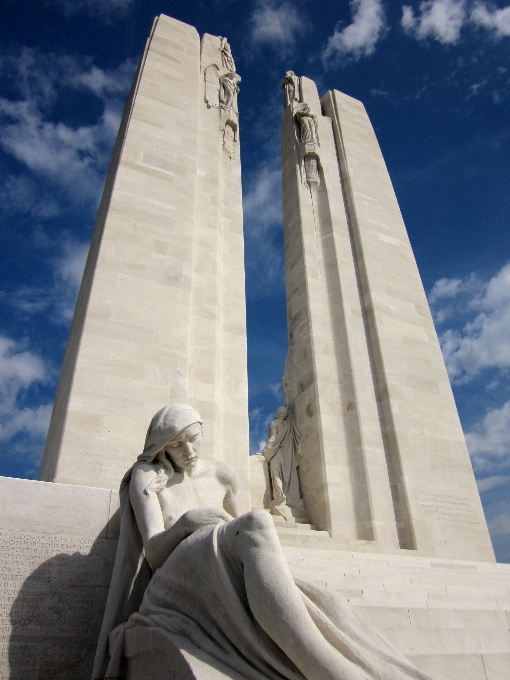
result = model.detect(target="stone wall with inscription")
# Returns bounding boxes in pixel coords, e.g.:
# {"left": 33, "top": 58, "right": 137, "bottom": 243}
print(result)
{"left": 0, "top": 477, "right": 119, "bottom": 679}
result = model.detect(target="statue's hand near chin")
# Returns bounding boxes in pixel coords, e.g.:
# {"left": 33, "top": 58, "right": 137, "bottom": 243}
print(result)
{"left": 179, "top": 507, "right": 232, "bottom": 536}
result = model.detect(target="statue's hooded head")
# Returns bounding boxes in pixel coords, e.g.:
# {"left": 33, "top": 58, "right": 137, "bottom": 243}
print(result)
{"left": 138, "top": 404, "right": 203, "bottom": 466}
{"left": 276, "top": 406, "right": 288, "bottom": 420}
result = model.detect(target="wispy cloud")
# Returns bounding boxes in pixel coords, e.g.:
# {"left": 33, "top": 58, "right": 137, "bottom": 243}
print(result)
{"left": 402, "top": 1, "right": 510, "bottom": 43}
{"left": 249, "top": 0, "right": 307, "bottom": 57}
{"left": 477, "top": 474, "right": 510, "bottom": 492}
{"left": 249, "top": 406, "right": 274, "bottom": 453}
{"left": 0, "top": 336, "right": 52, "bottom": 474}
{"left": 429, "top": 263, "right": 510, "bottom": 382}
{"left": 243, "top": 163, "right": 285, "bottom": 298}
{"left": 52, "top": 0, "right": 133, "bottom": 21}
{"left": 0, "top": 48, "right": 135, "bottom": 209}
{"left": 467, "top": 401, "right": 510, "bottom": 473}
{"left": 323, "top": 0, "right": 388, "bottom": 63}
{"left": 402, "top": 0, "right": 466, "bottom": 44}
{"left": 471, "top": 2, "right": 510, "bottom": 37}
{"left": 2, "top": 238, "right": 88, "bottom": 324}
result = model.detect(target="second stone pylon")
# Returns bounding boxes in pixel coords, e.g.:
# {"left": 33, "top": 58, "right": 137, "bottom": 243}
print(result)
{"left": 281, "top": 74, "right": 494, "bottom": 561}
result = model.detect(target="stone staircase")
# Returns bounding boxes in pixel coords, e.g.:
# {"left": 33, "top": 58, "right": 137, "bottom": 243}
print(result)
{"left": 280, "top": 541, "right": 510, "bottom": 680}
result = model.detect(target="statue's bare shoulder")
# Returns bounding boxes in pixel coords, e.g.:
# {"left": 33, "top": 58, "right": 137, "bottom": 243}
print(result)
{"left": 130, "top": 462, "right": 158, "bottom": 491}
{"left": 213, "top": 460, "right": 237, "bottom": 490}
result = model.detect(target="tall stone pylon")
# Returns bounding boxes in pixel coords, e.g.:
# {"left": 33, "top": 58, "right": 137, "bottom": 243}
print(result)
{"left": 39, "top": 15, "right": 250, "bottom": 510}
{"left": 281, "top": 75, "right": 494, "bottom": 561}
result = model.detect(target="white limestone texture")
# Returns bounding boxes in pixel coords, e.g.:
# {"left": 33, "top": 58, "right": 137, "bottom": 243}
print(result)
{"left": 39, "top": 15, "right": 249, "bottom": 511}
{"left": 0, "top": 476, "right": 119, "bottom": 680}
{"left": 281, "top": 76, "right": 494, "bottom": 562}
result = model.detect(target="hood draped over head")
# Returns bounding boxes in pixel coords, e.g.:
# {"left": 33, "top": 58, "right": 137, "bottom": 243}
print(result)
{"left": 137, "top": 403, "right": 202, "bottom": 466}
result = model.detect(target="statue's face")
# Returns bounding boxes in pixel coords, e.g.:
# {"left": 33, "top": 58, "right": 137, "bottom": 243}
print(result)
{"left": 164, "top": 423, "right": 203, "bottom": 472}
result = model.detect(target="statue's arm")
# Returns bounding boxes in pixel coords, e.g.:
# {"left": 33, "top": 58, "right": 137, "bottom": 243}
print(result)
{"left": 130, "top": 464, "right": 232, "bottom": 571}
{"left": 130, "top": 464, "right": 188, "bottom": 570}
{"left": 216, "top": 462, "right": 239, "bottom": 518}
{"left": 268, "top": 419, "right": 278, "bottom": 441}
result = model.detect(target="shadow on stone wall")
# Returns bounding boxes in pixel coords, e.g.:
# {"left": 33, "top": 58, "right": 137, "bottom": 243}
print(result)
{"left": 8, "top": 527, "right": 117, "bottom": 680}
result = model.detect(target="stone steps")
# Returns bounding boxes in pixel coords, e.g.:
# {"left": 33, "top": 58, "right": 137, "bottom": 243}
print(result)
{"left": 281, "top": 546, "right": 510, "bottom": 678}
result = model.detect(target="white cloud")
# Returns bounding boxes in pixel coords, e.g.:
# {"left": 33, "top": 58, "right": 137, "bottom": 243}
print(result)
{"left": 250, "top": 0, "right": 306, "bottom": 55}
{"left": 56, "top": 241, "right": 89, "bottom": 292}
{"left": 243, "top": 165, "right": 282, "bottom": 228}
{"left": 269, "top": 382, "right": 284, "bottom": 400}
{"left": 471, "top": 2, "right": 510, "bottom": 37}
{"left": 401, "top": 0, "right": 466, "bottom": 43}
{"left": 430, "top": 263, "right": 510, "bottom": 381}
{"left": 53, "top": 0, "right": 133, "bottom": 21}
{"left": 323, "top": 0, "right": 387, "bottom": 62}
{"left": 3, "top": 238, "right": 88, "bottom": 324}
{"left": 0, "top": 337, "right": 52, "bottom": 443}
{"left": 466, "top": 401, "right": 510, "bottom": 473}
{"left": 0, "top": 48, "right": 135, "bottom": 207}
{"left": 428, "top": 272, "right": 482, "bottom": 322}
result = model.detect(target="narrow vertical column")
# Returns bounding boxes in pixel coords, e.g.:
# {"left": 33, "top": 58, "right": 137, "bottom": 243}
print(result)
{"left": 40, "top": 16, "right": 249, "bottom": 507}
{"left": 282, "top": 77, "right": 399, "bottom": 547}
{"left": 321, "top": 89, "right": 494, "bottom": 561}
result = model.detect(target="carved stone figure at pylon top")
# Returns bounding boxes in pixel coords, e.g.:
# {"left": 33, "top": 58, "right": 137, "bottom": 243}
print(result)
{"left": 262, "top": 405, "right": 304, "bottom": 511}
{"left": 220, "top": 36, "right": 236, "bottom": 72}
{"left": 280, "top": 70, "right": 301, "bottom": 108}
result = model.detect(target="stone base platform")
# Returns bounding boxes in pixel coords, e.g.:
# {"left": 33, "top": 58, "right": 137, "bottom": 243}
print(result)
{"left": 284, "top": 544, "right": 510, "bottom": 680}
{"left": 0, "top": 476, "right": 508, "bottom": 679}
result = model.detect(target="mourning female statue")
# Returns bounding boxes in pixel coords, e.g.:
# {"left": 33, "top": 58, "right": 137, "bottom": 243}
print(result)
{"left": 93, "top": 403, "right": 432, "bottom": 680}
{"left": 262, "top": 406, "right": 304, "bottom": 513}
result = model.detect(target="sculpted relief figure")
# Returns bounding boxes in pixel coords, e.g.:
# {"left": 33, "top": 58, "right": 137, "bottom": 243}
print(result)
{"left": 262, "top": 406, "right": 304, "bottom": 513}
{"left": 295, "top": 103, "right": 319, "bottom": 148}
{"left": 219, "top": 70, "right": 241, "bottom": 112}
{"left": 295, "top": 103, "right": 321, "bottom": 187}
{"left": 220, "top": 36, "right": 236, "bottom": 72}
{"left": 93, "top": 403, "right": 433, "bottom": 680}
{"left": 280, "top": 70, "right": 301, "bottom": 108}
{"left": 204, "top": 38, "right": 241, "bottom": 117}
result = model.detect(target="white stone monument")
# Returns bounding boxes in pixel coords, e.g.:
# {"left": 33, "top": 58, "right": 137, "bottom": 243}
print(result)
{"left": 0, "top": 15, "right": 509, "bottom": 680}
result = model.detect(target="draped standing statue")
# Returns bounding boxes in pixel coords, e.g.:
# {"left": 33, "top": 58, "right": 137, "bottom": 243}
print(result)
{"left": 93, "top": 403, "right": 433, "bottom": 680}
{"left": 262, "top": 406, "right": 303, "bottom": 512}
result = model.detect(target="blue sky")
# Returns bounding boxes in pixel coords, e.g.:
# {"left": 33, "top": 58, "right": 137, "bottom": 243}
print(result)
{"left": 0, "top": 0, "right": 509, "bottom": 560}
